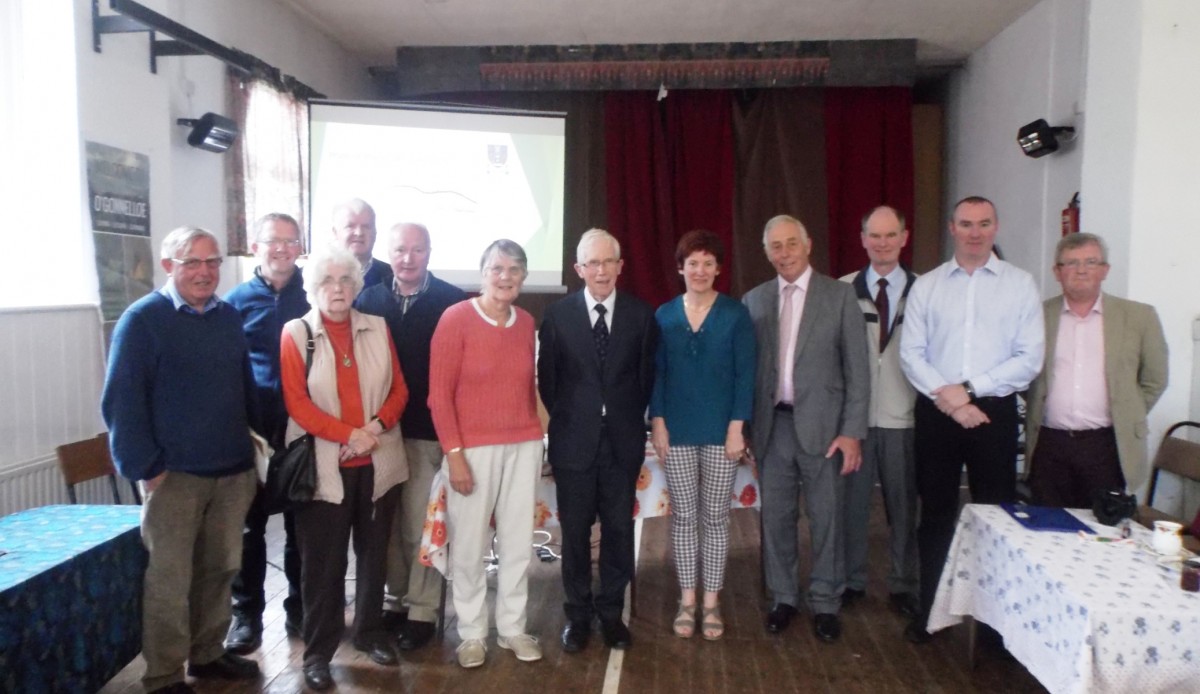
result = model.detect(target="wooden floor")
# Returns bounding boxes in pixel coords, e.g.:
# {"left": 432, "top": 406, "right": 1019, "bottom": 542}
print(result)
{"left": 100, "top": 495, "right": 1048, "bottom": 693}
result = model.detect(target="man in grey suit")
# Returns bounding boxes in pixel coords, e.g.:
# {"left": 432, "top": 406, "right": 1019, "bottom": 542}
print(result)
{"left": 1025, "top": 232, "right": 1168, "bottom": 507}
{"left": 743, "top": 214, "right": 870, "bottom": 643}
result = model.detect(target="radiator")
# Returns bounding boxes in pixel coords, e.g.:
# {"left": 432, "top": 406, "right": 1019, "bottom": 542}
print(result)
{"left": 0, "top": 456, "right": 137, "bottom": 517}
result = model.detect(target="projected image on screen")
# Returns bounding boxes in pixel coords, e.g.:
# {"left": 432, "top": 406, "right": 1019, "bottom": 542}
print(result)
{"left": 310, "top": 102, "right": 566, "bottom": 290}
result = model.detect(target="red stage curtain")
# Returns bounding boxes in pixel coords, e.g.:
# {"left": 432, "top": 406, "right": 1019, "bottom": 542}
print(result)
{"left": 604, "top": 91, "right": 734, "bottom": 307}
{"left": 824, "top": 87, "right": 915, "bottom": 278}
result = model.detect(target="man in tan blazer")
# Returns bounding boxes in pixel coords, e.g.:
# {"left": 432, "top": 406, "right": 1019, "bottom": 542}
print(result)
{"left": 1025, "top": 232, "right": 1169, "bottom": 507}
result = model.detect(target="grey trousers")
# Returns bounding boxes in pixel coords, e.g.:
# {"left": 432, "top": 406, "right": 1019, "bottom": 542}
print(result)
{"left": 384, "top": 438, "right": 444, "bottom": 623}
{"left": 842, "top": 426, "right": 918, "bottom": 595}
{"left": 760, "top": 410, "right": 845, "bottom": 615}
{"left": 140, "top": 467, "right": 257, "bottom": 692}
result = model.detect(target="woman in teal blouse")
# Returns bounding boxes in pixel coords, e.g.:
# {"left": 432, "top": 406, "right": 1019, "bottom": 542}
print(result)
{"left": 650, "top": 229, "right": 756, "bottom": 641}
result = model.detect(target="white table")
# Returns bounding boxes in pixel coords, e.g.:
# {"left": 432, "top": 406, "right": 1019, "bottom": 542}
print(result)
{"left": 928, "top": 503, "right": 1200, "bottom": 694}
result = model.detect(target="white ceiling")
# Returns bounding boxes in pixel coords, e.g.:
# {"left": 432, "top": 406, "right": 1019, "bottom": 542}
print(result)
{"left": 276, "top": 0, "right": 1041, "bottom": 71}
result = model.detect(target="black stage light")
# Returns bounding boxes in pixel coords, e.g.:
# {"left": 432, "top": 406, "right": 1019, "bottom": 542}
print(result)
{"left": 176, "top": 112, "right": 239, "bottom": 153}
{"left": 1017, "top": 118, "right": 1076, "bottom": 158}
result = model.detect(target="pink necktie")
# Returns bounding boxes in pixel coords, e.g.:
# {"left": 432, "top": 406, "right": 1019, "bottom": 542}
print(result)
{"left": 777, "top": 284, "right": 797, "bottom": 404}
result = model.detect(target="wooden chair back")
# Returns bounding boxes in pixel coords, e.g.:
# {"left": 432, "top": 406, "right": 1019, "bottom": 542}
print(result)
{"left": 1146, "top": 421, "right": 1200, "bottom": 507}
{"left": 55, "top": 433, "right": 141, "bottom": 504}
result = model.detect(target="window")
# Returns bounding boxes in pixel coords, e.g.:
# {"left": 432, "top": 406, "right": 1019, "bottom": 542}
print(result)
{"left": 0, "top": 0, "right": 90, "bottom": 308}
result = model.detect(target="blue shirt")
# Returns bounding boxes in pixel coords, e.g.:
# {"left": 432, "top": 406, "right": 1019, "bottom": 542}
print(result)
{"left": 161, "top": 280, "right": 220, "bottom": 314}
{"left": 649, "top": 294, "right": 756, "bottom": 446}
{"left": 899, "top": 254, "right": 1044, "bottom": 398}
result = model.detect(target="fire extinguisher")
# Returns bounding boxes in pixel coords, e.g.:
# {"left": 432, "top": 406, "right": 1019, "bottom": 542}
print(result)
{"left": 1061, "top": 192, "right": 1080, "bottom": 236}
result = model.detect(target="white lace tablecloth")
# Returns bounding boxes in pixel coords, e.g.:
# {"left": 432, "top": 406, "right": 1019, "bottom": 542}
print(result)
{"left": 928, "top": 503, "right": 1200, "bottom": 694}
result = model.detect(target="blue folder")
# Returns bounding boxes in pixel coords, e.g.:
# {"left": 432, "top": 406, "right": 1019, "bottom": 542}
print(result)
{"left": 1000, "top": 503, "right": 1096, "bottom": 534}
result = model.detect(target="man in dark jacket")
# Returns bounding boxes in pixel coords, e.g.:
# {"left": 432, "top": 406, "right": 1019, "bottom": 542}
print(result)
{"left": 356, "top": 222, "right": 466, "bottom": 651}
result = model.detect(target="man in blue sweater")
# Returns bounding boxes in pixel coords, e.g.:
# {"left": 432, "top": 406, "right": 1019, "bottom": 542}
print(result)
{"left": 356, "top": 221, "right": 466, "bottom": 651}
{"left": 103, "top": 226, "right": 262, "bottom": 694}
{"left": 223, "top": 213, "right": 310, "bottom": 654}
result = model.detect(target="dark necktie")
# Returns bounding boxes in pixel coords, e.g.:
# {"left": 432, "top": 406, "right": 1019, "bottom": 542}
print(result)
{"left": 875, "top": 277, "right": 890, "bottom": 352}
{"left": 593, "top": 304, "right": 610, "bottom": 364}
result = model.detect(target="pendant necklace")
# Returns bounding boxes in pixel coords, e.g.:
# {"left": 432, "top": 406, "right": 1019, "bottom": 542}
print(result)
{"left": 341, "top": 352, "right": 352, "bottom": 367}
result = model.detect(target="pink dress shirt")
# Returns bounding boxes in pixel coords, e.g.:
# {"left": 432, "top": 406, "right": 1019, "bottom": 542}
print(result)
{"left": 776, "top": 266, "right": 812, "bottom": 404}
{"left": 1044, "top": 295, "right": 1112, "bottom": 430}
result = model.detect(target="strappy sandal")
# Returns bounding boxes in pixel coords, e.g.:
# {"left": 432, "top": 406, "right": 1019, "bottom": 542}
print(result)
{"left": 701, "top": 604, "right": 724, "bottom": 641}
{"left": 673, "top": 601, "right": 697, "bottom": 638}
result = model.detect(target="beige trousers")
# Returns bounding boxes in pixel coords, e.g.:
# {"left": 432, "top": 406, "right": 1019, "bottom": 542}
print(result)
{"left": 446, "top": 439, "right": 543, "bottom": 641}
{"left": 384, "top": 438, "right": 445, "bottom": 623}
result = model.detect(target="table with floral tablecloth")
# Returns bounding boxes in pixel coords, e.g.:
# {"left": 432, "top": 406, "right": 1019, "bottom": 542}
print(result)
{"left": 928, "top": 503, "right": 1200, "bottom": 694}
{"left": 0, "top": 504, "right": 146, "bottom": 692}
{"left": 419, "top": 441, "right": 760, "bottom": 573}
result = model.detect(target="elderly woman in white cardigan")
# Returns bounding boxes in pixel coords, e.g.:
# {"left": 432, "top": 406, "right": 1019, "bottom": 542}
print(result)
{"left": 280, "top": 246, "right": 408, "bottom": 691}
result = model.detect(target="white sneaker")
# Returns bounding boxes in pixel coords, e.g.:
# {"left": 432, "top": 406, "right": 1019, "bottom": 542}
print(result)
{"left": 456, "top": 638, "right": 487, "bottom": 668}
{"left": 497, "top": 633, "right": 543, "bottom": 662}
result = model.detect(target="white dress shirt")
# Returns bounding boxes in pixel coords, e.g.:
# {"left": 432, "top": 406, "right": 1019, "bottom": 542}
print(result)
{"left": 584, "top": 288, "right": 616, "bottom": 331}
{"left": 899, "top": 254, "right": 1044, "bottom": 398}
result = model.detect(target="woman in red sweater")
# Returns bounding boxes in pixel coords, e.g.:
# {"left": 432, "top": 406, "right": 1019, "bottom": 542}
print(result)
{"left": 428, "top": 239, "right": 545, "bottom": 669}
{"left": 280, "top": 246, "right": 408, "bottom": 690}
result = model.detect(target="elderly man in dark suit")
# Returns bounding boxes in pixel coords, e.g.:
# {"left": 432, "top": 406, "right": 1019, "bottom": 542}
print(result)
{"left": 743, "top": 214, "right": 870, "bottom": 643}
{"left": 538, "top": 228, "right": 659, "bottom": 653}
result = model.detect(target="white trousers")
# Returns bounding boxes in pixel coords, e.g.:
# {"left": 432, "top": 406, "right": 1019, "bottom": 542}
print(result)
{"left": 446, "top": 439, "right": 543, "bottom": 640}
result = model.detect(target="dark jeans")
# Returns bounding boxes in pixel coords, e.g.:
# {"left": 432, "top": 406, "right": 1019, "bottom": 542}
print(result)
{"left": 554, "top": 429, "right": 639, "bottom": 624}
{"left": 231, "top": 487, "right": 302, "bottom": 625}
{"left": 914, "top": 395, "right": 1018, "bottom": 621}
{"left": 295, "top": 465, "right": 399, "bottom": 666}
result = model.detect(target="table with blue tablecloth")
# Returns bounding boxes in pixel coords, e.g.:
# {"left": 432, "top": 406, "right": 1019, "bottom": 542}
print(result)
{"left": 0, "top": 504, "right": 146, "bottom": 692}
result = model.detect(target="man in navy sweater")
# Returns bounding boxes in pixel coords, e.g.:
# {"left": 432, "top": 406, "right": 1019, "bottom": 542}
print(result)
{"left": 356, "top": 222, "right": 466, "bottom": 651}
{"left": 223, "top": 213, "right": 311, "bottom": 653}
{"left": 103, "top": 226, "right": 262, "bottom": 694}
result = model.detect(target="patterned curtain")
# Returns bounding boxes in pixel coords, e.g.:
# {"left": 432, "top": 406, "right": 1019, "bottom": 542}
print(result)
{"left": 225, "top": 69, "right": 309, "bottom": 255}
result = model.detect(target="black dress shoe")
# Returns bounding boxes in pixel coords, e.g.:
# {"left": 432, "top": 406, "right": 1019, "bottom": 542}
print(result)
{"left": 813, "top": 613, "right": 841, "bottom": 643}
{"left": 225, "top": 616, "right": 263, "bottom": 655}
{"left": 766, "top": 603, "right": 798, "bottom": 634}
{"left": 904, "top": 618, "right": 933, "bottom": 645}
{"left": 841, "top": 588, "right": 866, "bottom": 606}
{"left": 600, "top": 618, "right": 632, "bottom": 650}
{"left": 561, "top": 621, "right": 591, "bottom": 653}
{"left": 303, "top": 662, "right": 334, "bottom": 691}
{"left": 889, "top": 592, "right": 921, "bottom": 619}
{"left": 186, "top": 652, "right": 261, "bottom": 680}
{"left": 398, "top": 619, "right": 436, "bottom": 651}
{"left": 381, "top": 610, "right": 408, "bottom": 636}
{"left": 354, "top": 637, "right": 398, "bottom": 666}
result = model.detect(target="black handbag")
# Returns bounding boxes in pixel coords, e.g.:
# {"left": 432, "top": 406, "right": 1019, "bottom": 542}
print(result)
{"left": 263, "top": 320, "right": 316, "bottom": 515}
{"left": 1092, "top": 489, "right": 1137, "bottom": 526}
